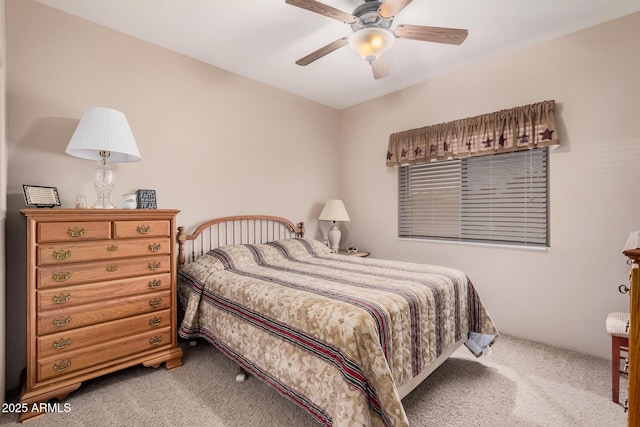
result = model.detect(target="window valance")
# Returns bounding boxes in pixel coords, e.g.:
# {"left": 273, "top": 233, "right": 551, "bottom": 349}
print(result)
{"left": 386, "top": 100, "right": 559, "bottom": 166}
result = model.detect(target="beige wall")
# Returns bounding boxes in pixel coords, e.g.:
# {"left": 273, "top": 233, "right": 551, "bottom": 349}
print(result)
{"left": 4, "top": 0, "right": 341, "bottom": 389}
{"left": 340, "top": 12, "right": 640, "bottom": 359}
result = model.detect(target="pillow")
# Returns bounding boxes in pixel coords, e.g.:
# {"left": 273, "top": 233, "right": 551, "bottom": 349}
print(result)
{"left": 200, "top": 238, "right": 332, "bottom": 270}
{"left": 205, "top": 244, "right": 266, "bottom": 270}
{"left": 265, "top": 238, "right": 332, "bottom": 260}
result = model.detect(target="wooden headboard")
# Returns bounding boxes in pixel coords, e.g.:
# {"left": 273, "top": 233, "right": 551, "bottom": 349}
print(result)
{"left": 177, "top": 215, "right": 305, "bottom": 269}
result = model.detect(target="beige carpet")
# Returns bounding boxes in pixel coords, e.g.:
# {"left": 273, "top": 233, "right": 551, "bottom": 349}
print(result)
{"left": 1, "top": 334, "right": 628, "bottom": 426}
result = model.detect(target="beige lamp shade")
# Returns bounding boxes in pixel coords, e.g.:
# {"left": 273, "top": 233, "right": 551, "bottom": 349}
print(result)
{"left": 319, "top": 199, "right": 351, "bottom": 222}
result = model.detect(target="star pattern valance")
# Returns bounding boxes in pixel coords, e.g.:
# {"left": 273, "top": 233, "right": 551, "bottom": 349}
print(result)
{"left": 386, "top": 100, "right": 559, "bottom": 166}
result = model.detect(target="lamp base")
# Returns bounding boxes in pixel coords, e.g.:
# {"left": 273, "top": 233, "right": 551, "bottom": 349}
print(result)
{"left": 327, "top": 222, "right": 341, "bottom": 253}
{"left": 93, "top": 158, "right": 116, "bottom": 209}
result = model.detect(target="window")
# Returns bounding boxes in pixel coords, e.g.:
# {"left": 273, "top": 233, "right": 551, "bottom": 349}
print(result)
{"left": 398, "top": 147, "right": 548, "bottom": 247}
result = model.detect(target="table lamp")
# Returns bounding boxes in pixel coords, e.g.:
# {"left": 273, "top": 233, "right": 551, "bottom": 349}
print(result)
{"left": 319, "top": 199, "right": 350, "bottom": 252}
{"left": 65, "top": 107, "right": 141, "bottom": 208}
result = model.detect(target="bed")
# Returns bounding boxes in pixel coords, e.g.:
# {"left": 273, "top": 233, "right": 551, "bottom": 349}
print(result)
{"left": 176, "top": 215, "right": 498, "bottom": 427}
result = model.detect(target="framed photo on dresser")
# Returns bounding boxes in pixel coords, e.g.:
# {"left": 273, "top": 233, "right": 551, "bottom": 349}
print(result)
{"left": 22, "top": 185, "right": 61, "bottom": 208}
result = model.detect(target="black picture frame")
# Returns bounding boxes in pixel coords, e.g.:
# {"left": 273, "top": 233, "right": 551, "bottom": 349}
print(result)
{"left": 23, "top": 185, "right": 61, "bottom": 208}
{"left": 136, "top": 189, "right": 157, "bottom": 209}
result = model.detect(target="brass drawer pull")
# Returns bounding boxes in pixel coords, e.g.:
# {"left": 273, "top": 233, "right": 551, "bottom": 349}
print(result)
{"left": 53, "top": 272, "right": 71, "bottom": 282}
{"left": 148, "top": 279, "right": 162, "bottom": 289}
{"left": 106, "top": 245, "right": 118, "bottom": 252}
{"left": 149, "top": 336, "right": 163, "bottom": 346}
{"left": 137, "top": 225, "right": 150, "bottom": 234}
{"left": 53, "top": 338, "right": 71, "bottom": 350}
{"left": 67, "top": 227, "right": 85, "bottom": 238}
{"left": 106, "top": 265, "right": 118, "bottom": 272}
{"left": 148, "top": 261, "right": 161, "bottom": 270}
{"left": 53, "top": 360, "right": 71, "bottom": 372}
{"left": 53, "top": 250, "right": 71, "bottom": 260}
{"left": 149, "top": 298, "right": 162, "bottom": 308}
{"left": 148, "top": 243, "right": 161, "bottom": 252}
{"left": 53, "top": 293, "right": 71, "bottom": 304}
{"left": 149, "top": 317, "right": 162, "bottom": 327}
{"left": 53, "top": 317, "right": 71, "bottom": 328}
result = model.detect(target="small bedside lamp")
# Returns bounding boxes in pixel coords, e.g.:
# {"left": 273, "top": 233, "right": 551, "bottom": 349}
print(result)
{"left": 319, "top": 199, "right": 350, "bottom": 252}
{"left": 65, "top": 107, "right": 141, "bottom": 208}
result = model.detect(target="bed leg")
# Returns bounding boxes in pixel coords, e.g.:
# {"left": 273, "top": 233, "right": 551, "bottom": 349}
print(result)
{"left": 235, "top": 366, "right": 248, "bottom": 382}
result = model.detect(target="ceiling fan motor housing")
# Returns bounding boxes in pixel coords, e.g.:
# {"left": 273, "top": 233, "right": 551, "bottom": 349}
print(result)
{"left": 351, "top": 1, "right": 393, "bottom": 32}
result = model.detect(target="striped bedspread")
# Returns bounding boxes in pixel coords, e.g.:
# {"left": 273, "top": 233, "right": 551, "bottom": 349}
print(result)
{"left": 177, "top": 238, "right": 497, "bottom": 427}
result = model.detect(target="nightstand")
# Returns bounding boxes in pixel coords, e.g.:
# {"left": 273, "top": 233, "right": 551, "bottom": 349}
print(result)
{"left": 337, "top": 249, "right": 370, "bottom": 257}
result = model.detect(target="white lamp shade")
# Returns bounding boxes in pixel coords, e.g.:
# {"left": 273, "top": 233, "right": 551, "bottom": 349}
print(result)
{"left": 319, "top": 199, "right": 350, "bottom": 222}
{"left": 66, "top": 107, "right": 141, "bottom": 162}
{"left": 625, "top": 231, "right": 640, "bottom": 251}
{"left": 349, "top": 28, "right": 395, "bottom": 63}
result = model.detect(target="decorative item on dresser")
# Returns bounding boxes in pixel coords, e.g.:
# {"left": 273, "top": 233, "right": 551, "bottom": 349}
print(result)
{"left": 622, "top": 230, "right": 640, "bottom": 426}
{"left": 19, "top": 208, "right": 183, "bottom": 422}
{"left": 22, "top": 185, "right": 61, "bottom": 208}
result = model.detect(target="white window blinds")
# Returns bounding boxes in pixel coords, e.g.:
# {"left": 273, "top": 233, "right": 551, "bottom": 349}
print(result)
{"left": 399, "top": 147, "right": 548, "bottom": 247}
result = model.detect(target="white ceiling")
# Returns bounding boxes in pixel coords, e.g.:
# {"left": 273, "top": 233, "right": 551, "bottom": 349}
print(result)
{"left": 35, "top": 0, "right": 640, "bottom": 109}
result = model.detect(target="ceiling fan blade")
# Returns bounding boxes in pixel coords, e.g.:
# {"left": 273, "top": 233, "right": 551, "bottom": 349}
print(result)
{"left": 378, "top": 0, "right": 413, "bottom": 19}
{"left": 295, "top": 37, "right": 349, "bottom": 66}
{"left": 285, "top": 0, "right": 356, "bottom": 24}
{"left": 371, "top": 55, "right": 390, "bottom": 79}
{"left": 394, "top": 24, "right": 468, "bottom": 45}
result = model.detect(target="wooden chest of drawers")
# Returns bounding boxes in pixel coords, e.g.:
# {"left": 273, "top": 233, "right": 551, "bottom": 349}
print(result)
{"left": 19, "top": 209, "right": 183, "bottom": 422}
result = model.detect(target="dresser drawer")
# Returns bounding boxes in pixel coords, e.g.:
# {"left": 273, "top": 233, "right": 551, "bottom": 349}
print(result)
{"left": 37, "top": 221, "right": 111, "bottom": 243}
{"left": 37, "top": 273, "right": 172, "bottom": 311}
{"left": 37, "top": 291, "right": 171, "bottom": 335}
{"left": 38, "top": 327, "right": 172, "bottom": 382}
{"left": 37, "top": 309, "right": 171, "bottom": 359}
{"left": 113, "top": 220, "right": 170, "bottom": 238}
{"left": 37, "top": 237, "right": 172, "bottom": 265}
{"left": 37, "top": 255, "right": 171, "bottom": 289}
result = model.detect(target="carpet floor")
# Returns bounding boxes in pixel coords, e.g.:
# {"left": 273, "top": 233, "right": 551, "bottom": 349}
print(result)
{"left": 1, "top": 334, "right": 628, "bottom": 426}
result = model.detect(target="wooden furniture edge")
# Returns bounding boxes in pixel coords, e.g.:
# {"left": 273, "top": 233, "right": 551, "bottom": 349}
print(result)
{"left": 20, "top": 208, "right": 181, "bottom": 216}
{"left": 623, "top": 249, "right": 639, "bottom": 426}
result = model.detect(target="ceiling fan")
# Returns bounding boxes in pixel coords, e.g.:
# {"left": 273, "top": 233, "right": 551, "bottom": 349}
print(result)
{"left": 285, "top": 0, "right": 468, "bottom": 79}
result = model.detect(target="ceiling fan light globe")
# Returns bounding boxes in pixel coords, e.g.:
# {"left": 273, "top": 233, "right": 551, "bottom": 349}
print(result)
{"left": 349, "top": 27, "right": 394, "bottom": 62}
